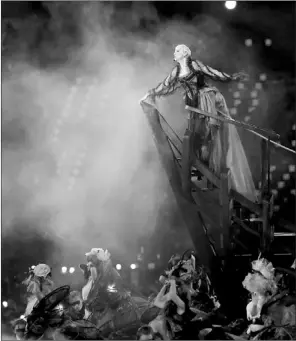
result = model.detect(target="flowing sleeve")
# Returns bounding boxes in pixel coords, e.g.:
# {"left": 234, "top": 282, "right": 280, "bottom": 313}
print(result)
{"left": 148, "top": 66, "right": 181, "bottom": 99}
{"left": 192, "top": 59, "right": 235, "bottom": 82}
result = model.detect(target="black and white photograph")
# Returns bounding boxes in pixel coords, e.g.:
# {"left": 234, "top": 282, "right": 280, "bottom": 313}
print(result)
{"left": 1, "top": 1, "right": 296, "bottom": 339}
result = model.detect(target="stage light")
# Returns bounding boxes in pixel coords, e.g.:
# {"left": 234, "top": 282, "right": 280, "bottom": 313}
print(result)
{"left": 61, "top": 266, "right": 67, "bottom": 274}
{"left": 230, "top": 108, "right": 237, "bottom": 115}
{"left": 225, "top": 1, "right": 237, "bottom": 10}
{"left": 2, "top": 301, "right": 8, "bottom": 308}
{"left": 277, "top": 181, "right": 285, "bottom": 189}
{"left": 264, "top": 39, "right": 272, "bottom": 46}
{"left": 116, "top": 264, "right": 122, "bottom": 270}
{"left": 148, "top": 263, "right": 156, "bottom": 270}
{"left": 252, "top": 99, "right": 259, "bottom": 106}
{"left": 130, "top": 264, "right": 136, "bottom": 270}
{"left": 270, "top": 165, "right": 276, "bottom": 172}
{"left": 69, "top": 267, "right": 75, "bottom": 274}
{"left": 245, "top": 39, "right": 252, "bottom": 47}
{"left": 259, "top": 73, "right": 267, "bottom": 81}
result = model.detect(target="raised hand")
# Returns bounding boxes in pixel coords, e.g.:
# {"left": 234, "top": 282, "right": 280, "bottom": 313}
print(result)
{"left": 139, "top": 93, "right": 150, "bottom": 104}
{"left": 232, "top": 71, "right": 249, "bottom": 82}
{"left": 153, "top": 284, "right": 170, "bottom": 309}
{"left": 139, "top": 92, "right": 156, "bottom": 105}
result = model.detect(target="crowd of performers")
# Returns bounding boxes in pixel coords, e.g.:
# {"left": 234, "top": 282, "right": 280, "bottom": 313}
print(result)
{"left": 11, "top": 248, "right": 296, "bottom": 340}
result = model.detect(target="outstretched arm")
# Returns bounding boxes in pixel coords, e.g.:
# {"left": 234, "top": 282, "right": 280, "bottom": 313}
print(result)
{"left": 140, "top": 66, "right": 181, "bottom": 104}
{"left": 148, "top": 66, "right": 181, "bottom": 98}
{"left": 192, "top": 59, "right": 247, "bottom": 82}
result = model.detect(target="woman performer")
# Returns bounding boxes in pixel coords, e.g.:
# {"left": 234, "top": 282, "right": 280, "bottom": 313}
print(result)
{"left": 22, "top": 263, "right": 55, "bottom": 317}
{"left": 140, "top": 44, "right": 257, "bottom": 202}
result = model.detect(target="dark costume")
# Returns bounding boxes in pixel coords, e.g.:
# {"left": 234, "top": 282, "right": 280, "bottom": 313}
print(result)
{"left": 146, "top": 58, "right": 257, "bottom": 202}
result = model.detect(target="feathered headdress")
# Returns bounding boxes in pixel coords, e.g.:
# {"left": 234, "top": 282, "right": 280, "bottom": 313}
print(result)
{"left": 242, "top": 256, "right": 277, "bottom": 295}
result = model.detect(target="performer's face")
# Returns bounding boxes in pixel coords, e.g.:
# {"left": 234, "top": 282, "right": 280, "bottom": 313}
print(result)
{"left": 174, "top": 46, "right": 185, "bottom": 62}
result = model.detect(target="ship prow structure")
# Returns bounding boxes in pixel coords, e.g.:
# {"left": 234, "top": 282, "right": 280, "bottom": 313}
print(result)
{"left": 141, "top": 101, "right": 296, "bottom": 312}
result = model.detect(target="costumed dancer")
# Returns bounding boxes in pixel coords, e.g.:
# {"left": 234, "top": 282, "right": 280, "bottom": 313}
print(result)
{"left": 78, "top": 247, "right": 146, "bottom": 339}
{"left": 22, "top": 263, "right": 55, "bottom": 317}
{"left": 147, "top": 251, "right": 221, "bottom": 340}
{"left": 140, "top": 44, "right": 257, "bottom": 203}
{"left": 242, "top": 256, "right": 296, "bottom": 339}
{"left": 11, "top": 264, "right": 55, "bottom": 340}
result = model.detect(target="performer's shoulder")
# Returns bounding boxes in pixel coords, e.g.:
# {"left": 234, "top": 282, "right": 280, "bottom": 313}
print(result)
{"left": 191, "top": 59, "right": 202, "bottom": 69}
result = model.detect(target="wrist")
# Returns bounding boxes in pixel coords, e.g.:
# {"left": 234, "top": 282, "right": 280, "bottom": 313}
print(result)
{"left": 148, "top": 89, "right": 156, "bottom": 97}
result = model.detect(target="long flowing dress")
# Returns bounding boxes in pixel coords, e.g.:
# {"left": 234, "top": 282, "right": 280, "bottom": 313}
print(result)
{"left": 147, "top": 58, "right": 257, "bottom": 203}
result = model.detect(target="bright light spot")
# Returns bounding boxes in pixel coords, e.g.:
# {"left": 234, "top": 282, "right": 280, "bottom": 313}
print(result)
{"left": 31, "top": 265, "right": 35, "bottom": 269}
{"left": 233, "top": 91, "right": 240, "bottom": 98}
{"left": 61, "top": 266, "right": 67, "bottom": 274}
{"left": 255, "top": 82, "right": 263, "bottom": 90}
{"left": 234, "top": 99, "right": 241, "bottom": 106}
{"left": 69, "top": 267, "right": 75, "bottom": 274}
{"left": 156, "top": 254, "right": 160, "bottom": 260}
{"left": 130, "top": 263, "right": 137, "bottom": 270}
{"left": 291, "top": 189, "right": 296, "bottom": 196}
{"left": 2, "top": 301, "right": 8, "bottom": 308}
{"left": 148, "top": 263, "right": 156, "bottom": 270}
{"left": 250, "top": 91, "right": 258, "bottom": 98}
{"left": 270, "top": 165, "right": 277, "bottom": 172}
{"left": 245, "top": 39, "right": 253, "bottom": 47}
{"left": 244, "top": 116, "right": 251, "bottom": 122}
{"left": 252, "top": 99, "right": 259, "bottom": 106}
{"left": 288, "top": 165, "right": 295, "bottom": 173}
{"left": 225, "top": 1, "right": 237, "bottom": 10}
{"left": 248, "top": 107, "right": 255, "bottom": 113}
{"left": 283, "top": 173, "right": 290, "bottom": 181}
{"left": 271, "top": 189, "right": 278, "bottom": 196}
{"left": 107, "top": 284, "right": 117, "bottom": 293}
{"left": 230, "top": 108, "right": 237, "bottom": 115}
{"left": 237, "top": 82, "right": 244, "bottom": 89}
{"left": 292, "top": 140, "right": 296, "bottom": 147}
{"left": 20, "top": 315, "right": 25, "bottom": 320}
{"left": 277, "top": 181, "right": 285, "bottom": 189}
{"left": 116, "top": 264, "right": 122, "bottom": 270}
{"left": 259, "top": 73, "right": 267, "bottom": 81}
{"left": 264, "top": 38, "right": 272, "bottom": 46}
{"left": 274, "top": 205, "right": 280, "bottom": 212}
{"left": 56, "top": 304, "right": 64, "bottom": 312}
